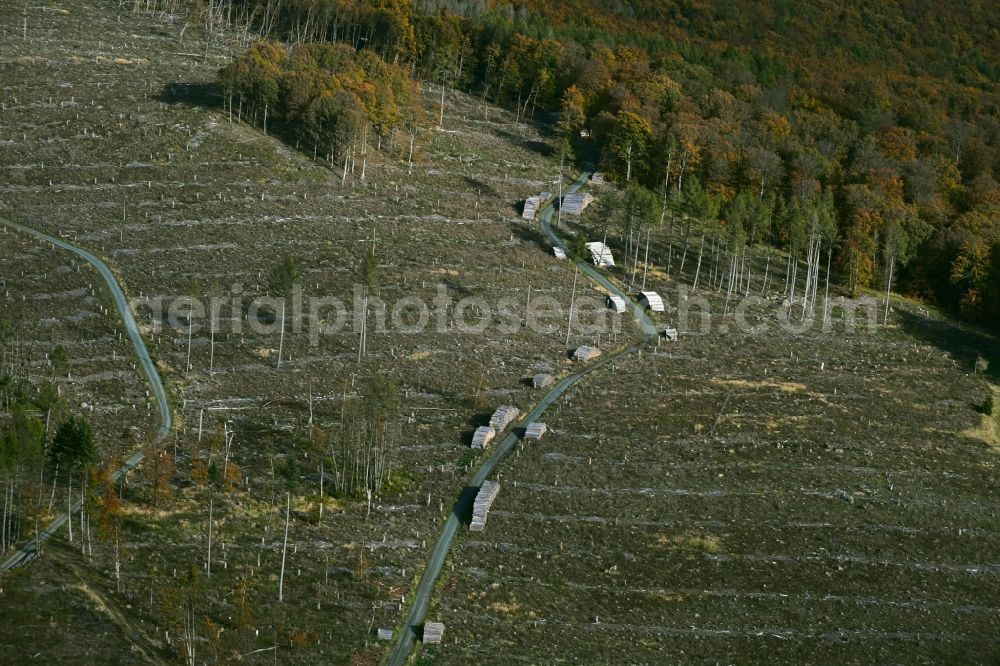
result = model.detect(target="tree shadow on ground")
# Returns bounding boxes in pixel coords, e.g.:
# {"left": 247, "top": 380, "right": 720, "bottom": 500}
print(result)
{"left": 459, "top": 411, "right": 492, "bottom": 447}
{"left": 463, "top": 175, "right": 497, "bottom": 197}
{"left": 155, "top": 81, "right": 222, "bottom": 108}
{"left": 509, "top": 220, "right": 555, "bottom": 250}
{"left": 468, "top": 411, "right": 491, "bottom": 428}
{"left": 154, "top": 82, "right": 318, "bottom": 165}
{"left": 491, "top": 127, "right": 555, "bottom": 159}
{"left": 441, "top": 279, "right": 473, "bottom": 298}
{"left": 897, "top": 309, "right": 1000, "bottom": 383}
{"left": 453, "top": 485, "right": 479, "bottom": 525}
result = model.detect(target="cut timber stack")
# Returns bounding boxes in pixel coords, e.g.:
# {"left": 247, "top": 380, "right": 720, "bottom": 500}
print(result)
{"left": 607, "top": 294, "right": 626, "bottom": 313}
{"left": 573, "top": 345, "right": 602, "bottom": 362}
{"left": 470, "top": 481, "right": 501, "bottom": 531}
{"left": 586, "top": 241, "right": 615, "bottom": 267}
{"left": 489, "top": 405, "right": 520, "bottom": 432}
{"left": 522, "top": 191, "right": 553, "bottom": 220}
{"left": 522, "top": 195, "right": 542, "bottom": 220}
{"left": 662, "top": 326, "right": 679, "bottom": 341}
{"left": 639, "top": 290, "right": 665, "bottom": 312}
{"left": 524, "top": 422, "right": 547, "bottom": 439}
{"left": 533, "top": 373, "right": 554, "bottom": 389}
{"left": 562, "top": 192, "right": 593, "bottom": 215}
{"left": 471, "top": 425, "right": 496, "bottom": 449}
{"left": 590, "top": 172, "right": 605, "bottom": 184}
{"left": 553, "top": 246, "right": 567, "bottom": 259}
{"left": 423, "top": 622, "right": 445, "bottom": 644}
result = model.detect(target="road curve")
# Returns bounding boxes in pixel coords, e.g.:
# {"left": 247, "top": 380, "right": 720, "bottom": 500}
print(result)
{"left": 0, "top": 217, "right": 172, "bottom": 572}
{"left": 387, "top": 173, "right": 657, "bottom": 664}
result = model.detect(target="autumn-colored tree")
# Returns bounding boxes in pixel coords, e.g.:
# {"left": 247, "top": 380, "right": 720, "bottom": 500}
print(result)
{"left": 190, "top": 458, "right": 209, "bottom": 487}
{"left": 608, "top": 111, "right": 652, "bottom": 182}
{"left": 950, "top": 239, "right": 992, "bottom": 318}
{"left": 95, "top": 477, "right": 125, "bottom": 590}
{"left": 557, "top": 85, "right": 586, "bottom": 138}
{"left": 163, "top": 566, "right": 203, "bottom": 666}
{"left": 220, "top": 0, "right": 1000, "bottom": 329}
{"left": 303, "top": 89, "right": 365, "bottom": 160}
{"left": 369, "top": 0, "right": 417, "bottom": 62}
{"left": 148, "top": 450, "right": 174, "bottom": 509}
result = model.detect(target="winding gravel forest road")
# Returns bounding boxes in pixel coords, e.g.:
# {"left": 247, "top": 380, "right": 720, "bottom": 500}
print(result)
{"left": 387, "top": 173, "right": 658, "bottom": 665}
{"left": 0, "top": 216, "right": 172, "bottom": 572}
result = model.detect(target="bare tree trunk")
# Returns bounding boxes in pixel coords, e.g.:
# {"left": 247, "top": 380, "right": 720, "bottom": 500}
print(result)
{"left": 744, "top": 246, "right": 752, "bottom": 297}
{"left": 625, "top": 225, "right": 632, "bottom": 269}
{"left": 360, "top": 126, "right": 367, "bottom": 180}
{"left": 223, "top": 430, "right": 233, "bottom": 481}
{"left": 438, "top": 76, "right": 446, "bottom": 128}
{"left": 80, "top": 475, "right": 86, "bottom": 554}
{"left": 679, "top": 220, "right": 691, "bottom": 275}
{"left": 810, "top": 239, "right": 822, "bottom": 312}
{"left": 883, "top": 256, "right": 895, "bottom": 325}
{"left": 318, "top": 458, "right": 324, "bottom": 520}
{"left": 565, "top": 266, "right": 578, "bottom": 347}
{"left": 357, "top": 287, "right": 368, "bottom": 363}
{"left": 1, "top": 480, "right": 7, "bottom": 553}
{"left": 641, "top": 229, "right": 652, "bottom": 291}
{"left": 677, "top": 154, "right": 688, "bottom": 196}
{"left": 556, "top": 151, "right": 564, "bottom": 228}
{"left": 723, "top": 253, "right": 738, "bottom": 316}
{"left": 208, "top": 296, "right": 217, "bottom": 375}
{"left": 630, "top": 228, "right": 641, "bottom": 289}
{"left": 790, "top": 256, "right": 798, "bottom": 305}
{"left": 67, "top": 476, "right": 73, "bottom": 542}
{"left": 665, "top": 215, "right": 674, "bottom": 278}
{"left": 277, "top": 300, "right": 285, "bottom": 368}
{"left": 801, "top": 237, "right": 814, "bottom": 321}
{"left": 823, "top": 246, "right": 833, "bottom": 323}
{"left": 761, "top": 249, "right": 771, "bottom": 296}
{"left": 48, "top": 464, "right": 58, "bottom": 514}
{"left": 692, "top": 235, "right": 706, "bottom": 290}
{"left": 206, "top": 496, "right": 213, "bottom": 577}
{"left": 782, "top": 253, "right": 791, "bottom": 298}
{"left": 279, "top": 492, "right": 290, "bottom": 602}
{"left": 114, "top": 537, "right": 121, "bottom": 592}
{"left": 186, "top": 315, "right": 193, "bottom": 375}
{"left": 713, "top": 235, "right": 722, "bottom": 291}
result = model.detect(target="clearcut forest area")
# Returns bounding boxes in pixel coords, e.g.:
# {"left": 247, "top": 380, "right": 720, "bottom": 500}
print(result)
{"left": 0, "top": 1, "right": 998, "bottom": 665}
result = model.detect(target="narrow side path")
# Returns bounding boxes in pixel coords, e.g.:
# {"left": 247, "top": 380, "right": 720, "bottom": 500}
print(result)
{"left": 387, "top": 172, "right": 657, "bottom": 665}
{"left": 0, "top": 216, "right": 172, "bottom": 572}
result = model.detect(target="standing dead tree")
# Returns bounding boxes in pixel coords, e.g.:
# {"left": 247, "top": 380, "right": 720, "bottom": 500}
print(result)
{"left": 267, "top": 256, "right": 301, "bottom": 369}
{"left": 357, "top": 243, "right": 377, "bottom": 363}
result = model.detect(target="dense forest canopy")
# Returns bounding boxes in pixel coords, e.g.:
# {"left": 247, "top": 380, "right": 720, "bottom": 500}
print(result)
{"left": 220, "top": 0, "right": 1000, "bottom": 329}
